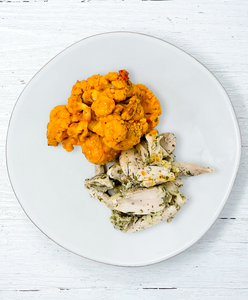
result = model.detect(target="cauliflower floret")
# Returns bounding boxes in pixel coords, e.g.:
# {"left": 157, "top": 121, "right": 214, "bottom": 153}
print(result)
{"left": 47, "top": 105, "right": 71, "bottom": 146}
{"left": 137, "top": 84, "right": 162, "bottom": 130}
{"left": 66, "top": 81, "right": 86, "bottom": 114}
{"left": 80, "top": 132, "right": 120, "bottom": 165}
{"left": 113, "top": 95, "right": 144, "bottom": 121}
{"left": 86, "top": 74, "right": 109, "bottom": 90}
{"left": 61, "top": 120, "right": 89, "bottom": 152}
{"left": 120, "top": 95, "right": 139, "bottom": 121}
{"left": 104, "top": 70, "right": 137, "bottom": 102}
{"left": 91, "top": 96, "right": 115, "bottom": 117}
{"left": 67, "top": 75, "right": 111, "bottom": 112}
{"left": 92, "top": 114, "right": 128, "bottom": 148}
{"left": 91, "top": 113, "right": 148, "bottom": 151}
{"left": 113, "top": 118, "right": 148, "bottom": 151}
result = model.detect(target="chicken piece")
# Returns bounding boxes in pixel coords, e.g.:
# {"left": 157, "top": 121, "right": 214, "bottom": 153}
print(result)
{"left": 107, "top": 161, "right": 124, "bottom": 180}
{"left": 147, "top": 130, "right": 167, "bottom": 164}
{"left": 114, "top": 186, "right": 166, "bottom": 215}
{"left": 145, "top": 130, "right": 174, "bottom": 165}
{"left": 173, "top": 177, "right": 183, "bottom": 187}
{"left": 124, "top": 148, "right": 145, "bottom": 179}
{"left": 163, "top": 181, "right": 188, "bottom": 208}
{"left": 109, "top": 180, "right": 188, "bottom": 232}
{"left": 119, "top": 145, "right": 177, "bottom": 187}
{"left": 135, "top": 140, "right": 149, "bottom": 164}
{"left": 172, "top": 162, "right": 214, "bottom": 176}
{"left": 125, "top": 182, "right": 187, "bottom": 232}
{"left": 160, "top": 132, "right": 177, "bottom": 154}
{"left": 84, "top": 173, "right": 117, "bottom": 209}
{"left": 84, "top": 167, "right": 185, "bottom": 220}
{"left": 84, "top": 129, "right": 214, "bottom": 233}
{"left": 127, "top": 205, "right": 178, "bottom": 233}
{"left": 118, "top": 149, "right": 130, "bottom": 176}
{"left": 84, "top": 171, "right": 123, "bottom": 210}
{"left": 137, "top": 84, "right": 162, "bottom": 130}
{"left": 80, "top": 132, "right": 120, "bottom": 165}
{"left": 119, "top": 147, "right": 145, "bottom": 178}
{"left": 95, "top": 164, "right": 106, "bottom": 175}
{"left": 110, "top": 211, "right": 140, "bottom": 233}
{"left": 85, "top": 173, "right": 114, "bottom": 193}
{"left": 47, "top": 105, "right": 71, "bottom": 146}
{"left": 136, "top": 165, "right": 176, "bottom": 187}
{"left": 107, "top": 162, "right": 133, "bottom": 190}
{"left": 117, "top": 131, "right": 178, "bottom": 187}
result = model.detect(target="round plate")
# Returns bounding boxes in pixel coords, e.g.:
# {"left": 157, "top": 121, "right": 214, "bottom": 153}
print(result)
{"left": 6, "top": 32, "right": 241, "bottom": 266}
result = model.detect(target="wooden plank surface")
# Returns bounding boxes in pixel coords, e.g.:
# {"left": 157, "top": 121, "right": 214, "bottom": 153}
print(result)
{"left": 0, "top": 1, "right": 248, "bottom": 299}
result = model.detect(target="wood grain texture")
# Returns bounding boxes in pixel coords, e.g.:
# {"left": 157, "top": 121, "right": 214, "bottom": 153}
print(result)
{"left": 0, "top": 1, "right": 248, "bottom": 299}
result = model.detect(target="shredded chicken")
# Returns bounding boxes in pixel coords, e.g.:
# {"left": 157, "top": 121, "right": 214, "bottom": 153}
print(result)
{"left": 95, "top": 164, "right": 106, "bottom": 176}
{"left": 160, "top": 132, "right": 177, "bottom": 154}
{"left": 84, "top": 130, "right": 214, "bottom": 233}
{"left": 115, "top": 186, "right": 166, "bottom": 215}
{"left": 172, "top": 162, "right": 214, "bottom": 176}
{"left": 127, "top": 205, "right": 178, "bottom": 233}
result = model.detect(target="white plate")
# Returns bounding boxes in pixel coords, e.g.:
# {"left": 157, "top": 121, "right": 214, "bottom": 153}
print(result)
{"left": 6, "top": 32, "right": 241, "bottom": 266}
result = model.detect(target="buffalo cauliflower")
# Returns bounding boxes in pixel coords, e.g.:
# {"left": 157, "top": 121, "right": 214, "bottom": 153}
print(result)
{"left": 47, "top": 70, "right": 162, "bottom": 164}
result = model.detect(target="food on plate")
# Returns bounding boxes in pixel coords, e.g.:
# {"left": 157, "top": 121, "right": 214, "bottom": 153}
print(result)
{"left": 47, "top": 70, "right": 214, "bottom": 233}
{"left": 47, "top": 70, "right": 161, "bottom": 165}
{"left": 84, "top": 130, "right": 214, "bottom": 232}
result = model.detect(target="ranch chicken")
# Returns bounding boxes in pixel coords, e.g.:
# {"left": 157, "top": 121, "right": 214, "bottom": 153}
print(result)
{"left": 84, "top": 130, "right": 214, "bottom": 232}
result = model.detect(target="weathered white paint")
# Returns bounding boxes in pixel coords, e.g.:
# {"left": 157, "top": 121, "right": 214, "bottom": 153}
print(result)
{"left": 0, "top": 0, "right": 248, "bottom": 299}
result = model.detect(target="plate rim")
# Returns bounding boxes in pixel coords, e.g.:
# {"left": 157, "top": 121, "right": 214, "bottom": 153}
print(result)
{"left": 6, "top": 31, "right": 242, "bottom": 267}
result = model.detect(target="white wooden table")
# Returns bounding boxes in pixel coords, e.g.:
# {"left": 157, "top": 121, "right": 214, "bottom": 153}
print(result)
{"left": 1, "top": 1, "right": 248, "bottom": 299}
